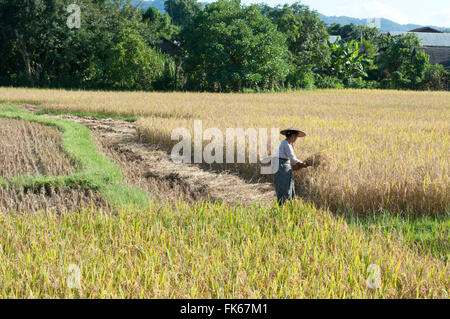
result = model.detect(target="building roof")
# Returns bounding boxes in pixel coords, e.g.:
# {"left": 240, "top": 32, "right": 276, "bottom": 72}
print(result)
{"left": 151, "top": 36, "right": 181, "bottom": 56}
{"left": 409, "top": 27, "right": 443, "bottom": 33}
{"left": 328, "top": 35, "right": 341, "bottom": 44}
{"left": 415, "top": 46, "right": 450, "bottom": 69}
{"left": 389, "top": 32, "right": 450, "bottom": 47}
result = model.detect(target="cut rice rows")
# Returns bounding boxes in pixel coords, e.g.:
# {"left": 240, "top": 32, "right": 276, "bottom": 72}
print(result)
{"left": 0, "top": 118, "right": 76, "bottom": 179}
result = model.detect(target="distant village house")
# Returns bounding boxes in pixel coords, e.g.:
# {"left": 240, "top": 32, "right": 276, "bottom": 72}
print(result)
{"left": 388, "top": 27, "right": 450, "bottom": 70}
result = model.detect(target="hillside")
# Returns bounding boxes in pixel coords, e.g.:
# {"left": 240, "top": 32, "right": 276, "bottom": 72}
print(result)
{"left": 130, "top": 0, "right": 164, "bottom": 11}
{"left": 318, "top": 14, "right": 449, "bottom": 32}
{"left": 133, "top": 0, "right": 449, "bottom": 32}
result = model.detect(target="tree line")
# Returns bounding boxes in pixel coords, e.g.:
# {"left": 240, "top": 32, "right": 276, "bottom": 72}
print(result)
{"left": 0, "top": 0, "right": 448, "bottom": 92}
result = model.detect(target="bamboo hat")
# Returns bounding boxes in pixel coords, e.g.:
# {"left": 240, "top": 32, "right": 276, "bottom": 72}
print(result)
{"left": 280, "top": 127, "right": 306, "bottom": 137}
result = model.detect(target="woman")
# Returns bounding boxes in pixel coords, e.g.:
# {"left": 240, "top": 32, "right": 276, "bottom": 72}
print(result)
{"left": 274, "top": 127, "right": 308, "bottom": 205}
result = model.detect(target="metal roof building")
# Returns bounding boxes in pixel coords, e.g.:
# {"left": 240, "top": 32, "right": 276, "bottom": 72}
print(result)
{"left": 388, "top": 32, "right": 450, "bottom": 47}
{"left": 387, "top": 30, "right": 450, "bottom": 69}
{"left": 414, "top": 47, "right": 450, "bottom": 69}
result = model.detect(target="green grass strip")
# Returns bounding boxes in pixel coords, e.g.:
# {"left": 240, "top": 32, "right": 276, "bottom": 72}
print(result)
{"left": 0, "top": 106, "right": 150, "bottom": 209}
{"left": 0, "top": 177, "right": 8, "bottom": 187}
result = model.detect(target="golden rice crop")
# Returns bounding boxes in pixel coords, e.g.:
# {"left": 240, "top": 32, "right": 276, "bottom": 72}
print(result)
{"left": 0, "top": 200, "right": 447, "bottom": 298}
{"left": 1, "top": 88, "right": 448, "bottom": 215}
{"left": 0, "top": 89, "right": 448, "bottom": 299}
{"left": 0, "top": 118, "right": 77, "bottom": 179}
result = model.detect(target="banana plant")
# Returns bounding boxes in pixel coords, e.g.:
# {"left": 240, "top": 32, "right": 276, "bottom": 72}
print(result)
{"left": 327, "top": 39, "right": 371, "bottom": 79}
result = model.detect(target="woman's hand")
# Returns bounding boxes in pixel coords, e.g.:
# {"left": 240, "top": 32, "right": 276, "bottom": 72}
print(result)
{"left": 293, "top": 161, "right": 309, "bottom": 171}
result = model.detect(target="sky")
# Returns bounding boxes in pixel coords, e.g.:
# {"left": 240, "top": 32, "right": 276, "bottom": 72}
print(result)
{"left": 204, "top": 0, "right": 450, "bottom": 28}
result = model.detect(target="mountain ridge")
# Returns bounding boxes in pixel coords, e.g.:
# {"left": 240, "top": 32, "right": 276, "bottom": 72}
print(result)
{"left": 317, "top": 14, "right": 449, "bottom": 32}
{"left": 131, "top": 0, "right": 450, "bottom": 32}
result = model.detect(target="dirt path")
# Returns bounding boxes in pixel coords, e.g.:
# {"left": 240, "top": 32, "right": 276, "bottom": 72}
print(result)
{"left": 41, "top": 113, "right": 275, "bottom": 206}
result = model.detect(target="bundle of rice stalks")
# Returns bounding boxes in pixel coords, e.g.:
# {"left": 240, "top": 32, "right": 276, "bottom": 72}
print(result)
{"left": 304, "top": 152, "right": 329, "bottom": 168}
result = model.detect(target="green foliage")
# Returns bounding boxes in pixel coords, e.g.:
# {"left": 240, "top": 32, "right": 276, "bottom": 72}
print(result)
{"left": 422, "top": 64, "right": 450, "bottom": 91}
{"left": 360, "top": 38, "right": 377, "bottom": 59}
{"left": 0, "top": 0, "right": 179, "bottom": 90}
{"left": 327, "top": 23, "right": 379, "bottom": 42}
{"left": 164, "top": 0, "right": 202, "bottom": 27}
{"left": 99, "top": 27, "right": 163, "bottom": 90}
{"left": 0, "top": 1, "right": 447, "bottom": 92}
{"left": 151, "top": 53, "right": 181, "bottom": 91}
{"left": 0, "top": 0, "right": 87, "bottom": 87}
{"left": 314, "top": 75, "right": 344, "bottom": 89}
{"left": 345, "top": 77, "right": 378, "bottom": 89}
{"left": 286, "top": 66, "right": 315, "bottom": 89}
{"left": 326, "top": 39, "right": 370, "bottom": 80}
{"left": 376, "top": 33, "right": 421, "bottom": 78}
{"left": 142, "top": 6, "right": 179, "bottom": 42}
{"left": 261, "top": 2, "right": 330, "bottom": 69}
{"left": 377, "top": 34, "right": 448, "bottom": 90}
{"left": 180, "top": 0, "right": 291, "bottom": 92}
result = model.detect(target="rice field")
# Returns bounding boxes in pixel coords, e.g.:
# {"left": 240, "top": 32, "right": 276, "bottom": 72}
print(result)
{"left": 0, "top": 118, "right": 76, "bottom": 179}
{"left": 0, "top": 88, "right": 448, "bottom": 299}
{"left": 2, "top": 88, "right": 448, "bottom": 215}
{"left": 0, "top": 185, "right": 111, "bottom": 214}
{"left": 0, "top": 200, "right": 448, "bottom": 298}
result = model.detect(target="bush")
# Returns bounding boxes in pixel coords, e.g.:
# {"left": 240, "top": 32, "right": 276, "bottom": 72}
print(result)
{"left": 422, "top": 64, "right": 449, "bottom": 91}
{"left": 346, "top": 77, "right": 364, "bottom": 88}
{"left": 391, "top": 71, "right": 412, "bottom": 90}
{"left": 286, "top": 67, "right": 316, "bottom": 89}
{"left": 344, "top": 77, "right": 379, "bottom": 89}
{"left": 151, "top": 50, "right": 180, "bottom": 91}
{"left": 315, "top": 75, "right": 344, "bottom": 89}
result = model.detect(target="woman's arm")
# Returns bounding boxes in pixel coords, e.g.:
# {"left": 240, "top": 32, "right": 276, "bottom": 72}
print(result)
{"left": 286, "top": 143, "right": 300, "bottom": 164}
{"left": 286, "top": 144, "right": 308, "bottom": 170}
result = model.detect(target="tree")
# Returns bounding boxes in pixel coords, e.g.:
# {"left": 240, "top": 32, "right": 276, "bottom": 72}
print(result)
{"left": 376, "top": 33, "right": 421, "bottom": 77}
{"left": 143, "top": 6, "right": 178, "bottom": 42}
{"left": 259, "top": 2, "right": 329, "bottom": 88}
{"left": 376, "top": 33, "right": 426, "bottom": 89}
{"left": 0, "top": 0, "right": 177, "bottom": 90}
{"left": 180, "top": 0, "right": 291, "bottom": 92}
{"left": 360, "top": 38, "right": 377, "bottom": 59}
{"left": 98, "top": 26, "right": 167, "bottom": 90}
{"left": 376, "top": 33, "right": 448, "bottom": 90}
{"left": 261, "top": 2, "right": 329, "bottom": 68}
{"left": 141, "top": 5, "right": 180, "bottom": 55}
{"left": 326, "top": 39, "right": 370, "bottom": 80}
{"left": 82, "top": 2, "right": 179, "bottom": 90}
{"left": 327, "top": 23, "right": 379, "bottom": 42}
{"left": 0, "top": 0, "right": 65, "bottom": 86}
{"left": 164, "top": 0, "right": 202, "bottom": 27}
